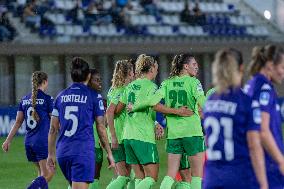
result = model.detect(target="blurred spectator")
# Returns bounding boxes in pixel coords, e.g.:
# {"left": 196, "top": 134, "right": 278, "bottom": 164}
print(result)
{"left": 110, "top": 2, "right": 125, "bottom": 27}
{"left": 23, "top": 0, "right": 41, "bottom": 28}
{"left": 193, "top": 2, "right": 206, "bottom": 25}
{"left": 140, "top": 0, "right": 159, "bottom": 17}
{"left": 67, "top": 0, "right": 84, "bottom": 24}
{"left": 0, "top": 9, "right": 16, "bottom": 41}
{"left": 85, "top": 1, "right": 112, "bottom": 24}
{"left": 180, "top": 1, "right": 193, "bottom": 24}
{"left": 116, "top": 0, "right": 128, "bottom": 8}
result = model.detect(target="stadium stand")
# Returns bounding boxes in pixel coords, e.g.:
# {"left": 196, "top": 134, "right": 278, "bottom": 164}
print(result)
{"left": 1, "top": 0, "right": 272, "bottom": 43}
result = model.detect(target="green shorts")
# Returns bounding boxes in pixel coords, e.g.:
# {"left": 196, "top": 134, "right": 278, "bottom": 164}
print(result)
{"left": 95, "top": 147, "right": 103, "bottom": 164}
{"left": 112, "top": 144, "right": 126, "bottom": 163}
{"left": 179, "top": 153, "right": 190, "bottom": 170}
{"left": 167, "top": 136, "right": 206, "bottom": 156}
{"left": 124, "top": 139, "right": 159, "bottom": 165}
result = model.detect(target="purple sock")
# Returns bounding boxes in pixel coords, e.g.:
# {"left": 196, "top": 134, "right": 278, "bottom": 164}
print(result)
{"left": 27, "top": 176, "right": 48, "bottom": 189}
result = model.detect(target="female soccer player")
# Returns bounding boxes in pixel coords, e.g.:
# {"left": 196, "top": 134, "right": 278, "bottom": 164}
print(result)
{"left": 203, "top": 48, "right": 268, "bottom": 189}
{"left": 118, "top": 54, "right": 192, "bottom": 189}
{"left": 2, "top": 71, "right": 54, "bottom": 189}
{"left": 176, "top": 55, "right": 199, "bottom": 189}
{"left": 88, "top": 68, "right": 104, "bottom": 189}
{"left": 151, "top": 54, "right": 206, "bottom": 189}
{"left": 244, "top": 45, "right": 284, "bottom": 188}
{"left": 46, "top": 57, "right": 114, "bottom": 189}
{"left": 106, "top": 60, "right": 135, "bottom": 189}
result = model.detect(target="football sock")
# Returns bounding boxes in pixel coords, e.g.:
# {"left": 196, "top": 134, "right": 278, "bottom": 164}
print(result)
{"left": 27, "top": 176, "right": 48, "bottom": 189}
{"left": 106, "top": 176, "right": 129, "bottom": 189}
{"left": 67, "top": 185, "right": 71, "bottom": 189}
{"left": 136, "top": 177, "right": 155, "bottom": 189}
{"left": 135, "top": 178, "right": 142, "bottom": 187}
{"left": 89, "top": 179, "right": 99, "bottom": 189}
{"left": 191, "top": 177, "right": 202, "bottom": 189}
{"left": 126, "top": 178, "right": 135, "bottom": 189}
{"left": 160, "top": 175, "right": 175, "bottom": 189}
{"left": 175, "top": 181, "right": 191, "bottom": 189}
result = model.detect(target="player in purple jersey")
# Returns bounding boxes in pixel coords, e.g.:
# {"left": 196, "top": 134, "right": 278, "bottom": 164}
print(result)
{"left": 244, "top": 45, "right": 284, "bottom": 189}
{"left": 203, "top": 48, "right": 268, "bottom": 189}
{"left": 2, "top": 71, "right": 54, "bottom": 189}
{"left": 46, "top": 57, "right": 114, "bottom": 189}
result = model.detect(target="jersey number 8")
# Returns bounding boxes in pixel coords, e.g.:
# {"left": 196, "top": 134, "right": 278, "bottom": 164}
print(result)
{"left": 204, "top": 116, "right": 234, "bottom": 161}
{"left": 64, "top": 106, "right": 78, "bottom": 137}
{"left": 26, "top": 107, "right": 37, "bottom": 129}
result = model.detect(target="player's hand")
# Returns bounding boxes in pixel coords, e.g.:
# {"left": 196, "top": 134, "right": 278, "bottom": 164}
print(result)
{"left": 155, "top": 123, "right": 164, "bottom": 140}
{"left": 177, "top": 106, "right": 193, "bottom": 117}
{"left": 127, "top": 103, "right": 133, "bottom": 112}
{"left": 2, "top": 140, "right": 11, "bottom": 152}
{"left": 46, "top": 154, "right": 56, "bottom": 173}
{"left": 111, "top": 137, "right": 119, "bottom": 149}
{"left": 107, "top": 153, "right": 115, "bottom": 169}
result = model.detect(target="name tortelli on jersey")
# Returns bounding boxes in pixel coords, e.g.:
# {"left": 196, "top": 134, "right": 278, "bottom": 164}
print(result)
{"left": 61, "top": 94, "right": 88, "bottom": 103}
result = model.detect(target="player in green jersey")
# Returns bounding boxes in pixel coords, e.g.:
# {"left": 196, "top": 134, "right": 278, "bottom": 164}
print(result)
{"left": 105, "top": 60, "right": 135, "bottom": 189}
{"left": 128, "top": 54, "right": 206, "bottom": 189}
{"left": 175, "top": 54, "right": 200, "bottom": 189}
{"left": 117, "top": 54, "right": 193, "bottom": 189}
{"left": 88, "top": 68, "right": 104, "bottom": 189}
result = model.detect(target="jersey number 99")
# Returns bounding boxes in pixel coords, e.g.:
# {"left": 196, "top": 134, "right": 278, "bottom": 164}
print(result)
{"left": 169, "top": 90, "right": 187, "bottom": 108}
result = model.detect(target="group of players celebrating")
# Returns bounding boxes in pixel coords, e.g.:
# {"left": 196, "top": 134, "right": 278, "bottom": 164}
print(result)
{"left": 2, "top": 44, "right": 284, "bottom": 189}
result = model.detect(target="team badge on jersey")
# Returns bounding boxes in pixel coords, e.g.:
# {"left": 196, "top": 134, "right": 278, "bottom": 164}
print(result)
{"left": 99, "top": 100, "right": 105, "bottom": 111}
{"left": 259, "top": 91, "right": 270, "bottom": 106}
{"left": 197, "top": 83, "right": 203, "bottom": 92}
{"left": 253, "top": 108, "right": 261, "bottom": 124}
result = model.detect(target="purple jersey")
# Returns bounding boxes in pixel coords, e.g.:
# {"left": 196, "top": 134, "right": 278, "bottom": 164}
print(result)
{"left": 18, "top": 89, "right": 53, "bottom": 146}
{"left": 52, "top": 83, "right": 105, "bottom": 158}
{"left": 204, "top": 87, "right": 261, "bottom": 163}
{"left": 244, "top": 73, "right": 284, "bottom": 164}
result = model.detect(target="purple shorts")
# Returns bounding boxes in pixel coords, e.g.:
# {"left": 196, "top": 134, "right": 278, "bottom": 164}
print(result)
{"left": 25, "top": 143, "right": 48, "bottom": 162}
{"left": 57, "top": 155, "right": 95, "bottom": 183}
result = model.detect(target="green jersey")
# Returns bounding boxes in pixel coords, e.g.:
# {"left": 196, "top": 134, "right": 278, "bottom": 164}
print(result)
{"left": 107, "top": 87, "right": 126, "bottom": 144}
{"left": 120, "top": 78, "right": 157, "bottom": 144}
{"left": 157, "top": 75, "right": 205, "bottom": 139}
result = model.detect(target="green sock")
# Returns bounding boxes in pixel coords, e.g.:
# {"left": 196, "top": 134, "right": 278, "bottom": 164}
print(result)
{"left": 136, "top": 177, "right": 155, "bottom": 189}
{"left": 175, "top": 181, "right": 191, "bottom": 189}
{"left": 127, "top": 178, "right": 135, "bottom": 189}
{"left": 191, "top": 177, "right": 202, "bottom": 189}
{"left": 160, "top": 176, "right": 175, "bottom": 189}
{"left": 106, "top": 176, "right": 129, "bottom": 189}
{"left": 89, "top": 179, "right": 99, "bottom": 189}
{"left": 68, "top": 185, "right": 71, "bottom": 189}
{"left": 135, "top": 178, "right": 142, "bottom": 187}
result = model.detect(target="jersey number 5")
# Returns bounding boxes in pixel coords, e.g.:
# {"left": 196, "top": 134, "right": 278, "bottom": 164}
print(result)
{"left": 204, "top": 117, "right": 234, "bottom": 161}
{"left": 64, "top": 106, "right": 78, "bottom": 137}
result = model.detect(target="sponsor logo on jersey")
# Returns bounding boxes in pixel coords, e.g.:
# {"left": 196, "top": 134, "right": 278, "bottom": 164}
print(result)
{"left": 259, "top": 92, "right": 270, "bottom": 106}
{"left": 261, "top": 84, "right": 271, "bottom": 90}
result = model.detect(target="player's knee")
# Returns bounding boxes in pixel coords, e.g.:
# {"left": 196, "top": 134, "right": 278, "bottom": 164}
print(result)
{"left": 42, "top": 171, "right": 54, "bottom": 182}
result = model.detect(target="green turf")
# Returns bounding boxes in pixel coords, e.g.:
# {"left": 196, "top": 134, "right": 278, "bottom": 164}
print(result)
{"left": 0, "top": 136, "right": 168, "bottom": 189}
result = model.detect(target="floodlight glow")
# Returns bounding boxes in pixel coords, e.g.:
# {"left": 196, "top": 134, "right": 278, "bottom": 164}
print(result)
{"left": 264, "top": 10, "right": 271, "bottom": 20}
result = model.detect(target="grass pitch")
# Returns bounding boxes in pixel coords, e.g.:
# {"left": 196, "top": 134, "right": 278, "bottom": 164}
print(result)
{"left": 0, "top": 136, "right": 168, "bottom": 189}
